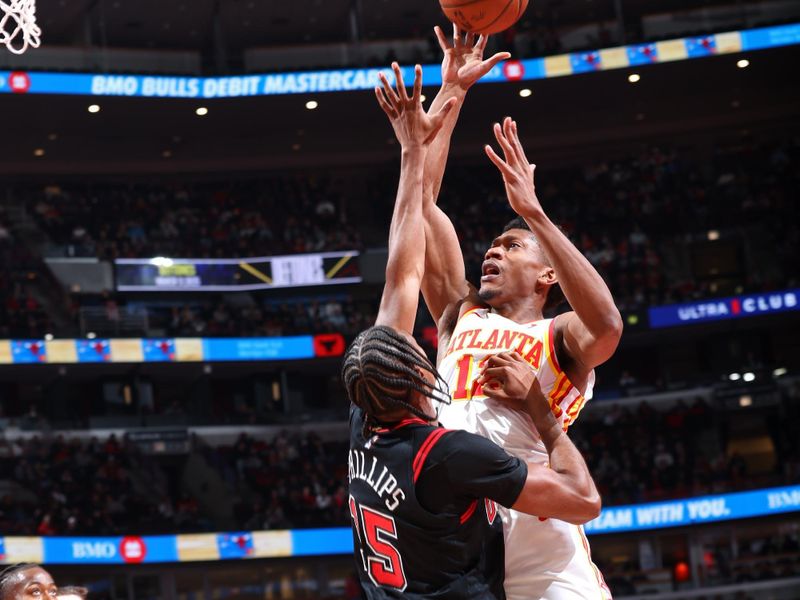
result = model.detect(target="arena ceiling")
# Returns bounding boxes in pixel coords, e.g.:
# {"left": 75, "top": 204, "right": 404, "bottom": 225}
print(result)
{"left": 35, "top": 0, "right": 715, "bottom": 50}
{"left": 0, "top": 44, "right": 798, "bottom": 176}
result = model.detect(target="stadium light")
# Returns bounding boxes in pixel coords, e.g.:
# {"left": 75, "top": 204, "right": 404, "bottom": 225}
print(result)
{"left": 420, "top": 94, "right": 426, "bottom": 103}
{"left": 519, "top": 88, "right": 532, "bottom": 98}
{"left": 743, "top": 372, "right": 755, "bottom": 382}
{"left": 87, "top": 332, "right": 97, "bottom": 339}
{"left": 739, "top": 395, "right": 752, "bottom": 407}
{"left": 737, "top": 59, "right": 750, "bottom": 68}
{"left": 728, "top": 373, "right": 741, "bottom": 381}
{"left": 305, "top": 100, "right": 319, "bottom": 110}
{"left": 33, "top": 148, "right": 44, "bottom": 157}
{"left": 44, "top": 333, "right": 53, "bottom": 341}
{"left": 628, "top": 73, "right": 640, "bottom": 83}
{"left": 773, "top": 367, "right": 788, "bottom": 377}
{"left": 87, "top": 104, "right": 100, "bottom": 113}
{"left": 707, "top": 230, "right": 720, "bottom": 240}
{"left": 150, "top": 257, "right": 174, "bottom": 267}
{"left": 195, "top": 107, "right": 209, "bottom": 116}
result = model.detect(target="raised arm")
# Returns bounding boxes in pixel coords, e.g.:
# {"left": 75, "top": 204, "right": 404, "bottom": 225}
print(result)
{"left": 422, "top": 26, "right": 510, "bottom": 325}
{"left": 485, "top": 118, "right": 623, "bottom": 372}
{"left": 374, "top": 63, "right": 456, "bottom": 335}
{"left": 479, "top": 352, "right": 601, "bottom": 524}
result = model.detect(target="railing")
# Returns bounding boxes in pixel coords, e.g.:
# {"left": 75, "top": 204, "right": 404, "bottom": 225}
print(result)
{"left": 78, "top": 306, "right": 150, "bottom": 337}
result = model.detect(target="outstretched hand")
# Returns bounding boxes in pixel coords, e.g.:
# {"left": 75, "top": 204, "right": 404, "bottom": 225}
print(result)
{"left": 435, "top": 24, "right": 510, "bottom": 91}
{"left": 485, "top": 117, "right": 544, "bottom": 218}
{"left": 376, "top": 63, "right": 457, "bottom": 148}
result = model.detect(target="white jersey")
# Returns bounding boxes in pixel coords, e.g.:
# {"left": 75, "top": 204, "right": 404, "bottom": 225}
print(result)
{"left": 438, "top": 307, "right": 612, "bottom": 600}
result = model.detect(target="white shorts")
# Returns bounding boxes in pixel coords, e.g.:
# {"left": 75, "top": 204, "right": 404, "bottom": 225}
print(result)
{"left": 501, "top": 506, "right": 613, "bottom": 600}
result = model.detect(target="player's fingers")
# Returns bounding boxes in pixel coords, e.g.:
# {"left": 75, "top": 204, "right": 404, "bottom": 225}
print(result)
{"left": 485, "top": 353, "right": 514, "bottom": 367}
{"left": 426, "top": 98, "right": 456, "bottom": 143}
{"left": 509, "top": 119, "right": 529, "bottom": 165}
{"left": 485, "top": 144, "right": 513, "bottom": 177}
{"left": 503, "top": 116, "right": 514, "bottom": 142}
{"left": 374, "top": 87, "right": 397, "bottom": 119}
{"left": 478, "top": 33, "right": 489, "bottom": 52}
{"left": 492, "top": 352, "right": 520, "bottom": 366}
{"left": 412, "top": 64, "right": 423, "bottom": 103}
{"left": 481, "top": 366, "right": 508, "bottom": 380}
{"left": 501, "top": 117, "right": 528, "bottom": 165}
{"left": 453, "top": 22, "right": 460, "bottom": 46}
{"left": 483, "top": 381, "right": 511, "bottom": 401}
{"left": 434, "top": 25, "right": 450, "bottom": 52}
{"left": 392, "top": 62, "right": 408, "bottom": 102}
{"left": 483, "top": 52, "right": 511, "bottom": 72}
{"left": 378, "top": 71, "right": 401, "bottom": 108}
{"left": 493, "top": 122, "right": 517, "bottom": 162}
{"left": 465, "top": 31, "right": 475, "bottom": 48}
{"left": 430, "top": 97, "right": 457, "bottom": 127}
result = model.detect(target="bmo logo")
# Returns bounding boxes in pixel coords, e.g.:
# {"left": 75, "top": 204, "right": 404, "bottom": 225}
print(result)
{"left": 9, "top": 71, "right": 31, "bottom": 93}
{"left": 120, "top": 536, "right": 147, "bottom": 563}
{"left": 70, "top": 536, "right": 146, "bottom": 563}
{"left": 502, "top": 60, "right": 525, "bottom": 81}
{"left": 72, "top": 540, "right": 116, "bottom": 560}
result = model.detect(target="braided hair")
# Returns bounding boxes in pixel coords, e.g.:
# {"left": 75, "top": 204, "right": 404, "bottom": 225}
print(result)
{"left": 0, "top": 563, "right": 40, "bottom": 596}
{"left": 342, "top": 325, "right": 450, "bottom": 435}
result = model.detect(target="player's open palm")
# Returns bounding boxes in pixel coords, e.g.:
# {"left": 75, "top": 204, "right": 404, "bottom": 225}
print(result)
{"left": 376, "top": 63, "right": 456, "bottom": 147}
{"left": 435, "top": 24, "right": 510, "bottom": 91}
{"left": 485, "top": 117, "right": 544, "bottom": 218}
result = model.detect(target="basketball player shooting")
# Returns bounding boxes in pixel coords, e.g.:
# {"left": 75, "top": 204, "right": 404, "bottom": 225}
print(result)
{"left": 343, "top": 62, "right": 600, "bottom": 598}
{"left": 419, "top": 28, "right": 623, "bottom": 600}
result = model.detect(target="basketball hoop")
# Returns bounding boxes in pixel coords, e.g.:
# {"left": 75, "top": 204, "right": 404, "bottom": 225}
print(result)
{"left": 0, "top": 0, "right": 40, "bottom": 54}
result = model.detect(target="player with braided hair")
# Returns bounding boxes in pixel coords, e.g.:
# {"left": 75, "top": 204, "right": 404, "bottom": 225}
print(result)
{"left": 342, "top": 324, "right": 449, "bottom": 436}
{"left": 0, "top": 563, "right": 57, "bottom": 599}
{"left": 345, "top": 61, "right": 601, "bottom": 599}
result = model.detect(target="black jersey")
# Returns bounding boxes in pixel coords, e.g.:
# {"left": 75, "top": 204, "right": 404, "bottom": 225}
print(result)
{"left": 348, "top": 406, "right": 528, "bottom": 599}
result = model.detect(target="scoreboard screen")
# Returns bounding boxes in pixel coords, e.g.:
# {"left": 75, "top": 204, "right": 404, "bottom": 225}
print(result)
{"left": 115, "top": 251, "right": 361, "bottom": 292}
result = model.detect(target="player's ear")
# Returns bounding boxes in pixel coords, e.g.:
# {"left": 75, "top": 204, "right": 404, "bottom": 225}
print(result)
{"left": 538, "top": 266, "right": 557, "bottom": 289}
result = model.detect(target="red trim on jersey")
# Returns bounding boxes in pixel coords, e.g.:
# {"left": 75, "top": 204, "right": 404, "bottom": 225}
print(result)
{"left": 457, "top": 306, "right": 484, "bottom": 325}
{"left": 459, "top": 499, "right": 478, "bottom": 524}
{"left": 577, "top": 525, "right": 613, "bottom": 597}
{"left": 390, "top": 417, "right": 428, "bottom": 430}
{"left": 548, "top": 319, "right": 561, "bottom": 373}
{"left": 412, "top": 428, "right": 449, "bottom": 484}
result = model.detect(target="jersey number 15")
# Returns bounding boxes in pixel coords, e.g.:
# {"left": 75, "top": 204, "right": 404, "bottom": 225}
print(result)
{"left": 349, "top": 495, "right": 407, "bottom": 591}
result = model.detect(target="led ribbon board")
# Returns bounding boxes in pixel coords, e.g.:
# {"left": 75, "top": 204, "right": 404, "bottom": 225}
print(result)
{"left": 0, "top": 23, "right": 798, "bottom": 97}
{"left": 115, "top": 251, "right": 360, "bottom": 292}
{"left": 0, "top": 334, "right": 346, "bottom": 364}
{"left": 0, "top": 485, "right": 797, "bottom": 564}
{"left": 648, "top": 289, "right": 800, "bottom": 328}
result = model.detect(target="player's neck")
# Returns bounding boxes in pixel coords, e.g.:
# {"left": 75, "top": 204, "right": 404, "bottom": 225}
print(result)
{"left": 488, "top": 298, "right": 544, "bottom": 324}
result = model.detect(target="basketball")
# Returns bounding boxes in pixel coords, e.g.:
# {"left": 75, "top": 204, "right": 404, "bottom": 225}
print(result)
{"left": 440, "top": 0, "right": 529, "bottom": 35}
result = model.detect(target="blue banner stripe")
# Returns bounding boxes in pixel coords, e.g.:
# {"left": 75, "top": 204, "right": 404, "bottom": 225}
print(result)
{"left": 2, "top": 485, "right": 797, "bottom": 564}
{"left": 0, "top": 23, "right": 797, "bottom": 98}
{"left": 0, "top": 335, "right": 326, "bottom": 364}
{"left": 648, "top": 289, "right": 800, "bottom": 328}
{"left": 585, "top": 484, "right": 800, "bottom": 535}
{"left": 289, "top": 528, "right": 354, "bottom": 557}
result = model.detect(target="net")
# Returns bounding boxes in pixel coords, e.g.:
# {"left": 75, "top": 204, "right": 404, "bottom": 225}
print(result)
{"left": 0, "top": 0, "right": 40, "bottom": 54}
